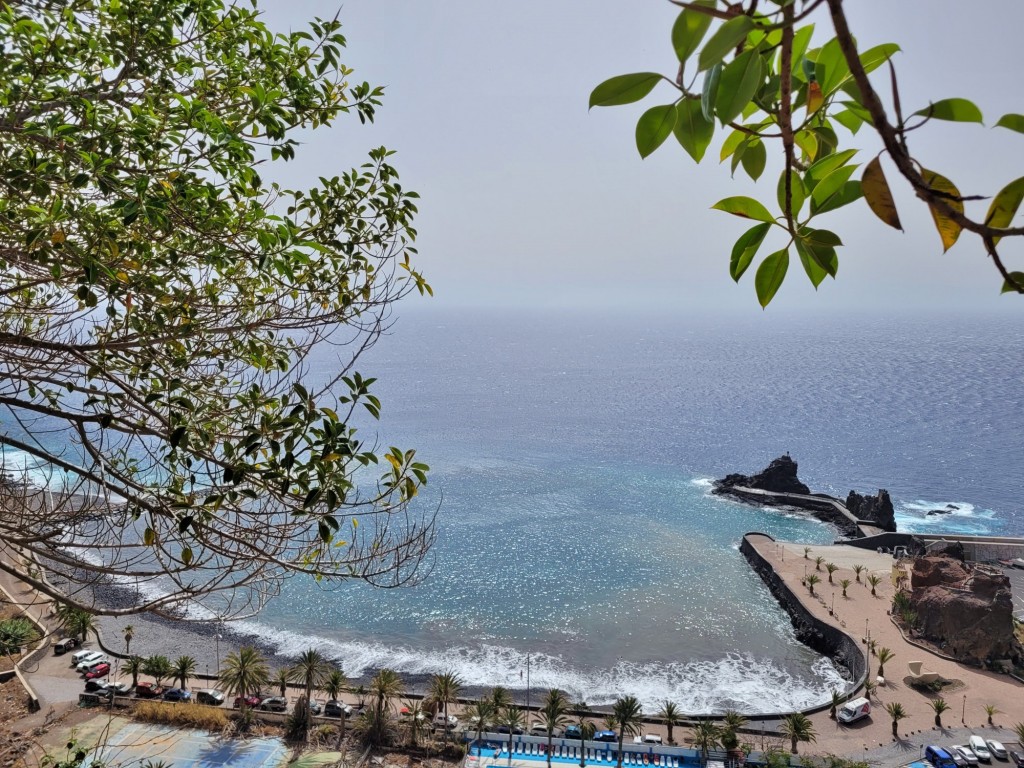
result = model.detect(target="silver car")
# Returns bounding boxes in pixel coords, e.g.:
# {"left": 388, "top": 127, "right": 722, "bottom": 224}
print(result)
{"left": 953, "top": 746, "right": 980, "bottom": 766}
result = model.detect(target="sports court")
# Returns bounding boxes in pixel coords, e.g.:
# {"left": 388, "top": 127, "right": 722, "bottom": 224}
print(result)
{"left": 84, "top": 722, "right": 288, "bottom": 768}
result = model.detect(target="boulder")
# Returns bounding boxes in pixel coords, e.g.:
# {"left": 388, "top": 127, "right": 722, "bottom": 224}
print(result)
{"left": 909, "top": 555, "right": 1023, "bottom": 666}
{"left": 845, "top": 489, "right": 896, "bottom": 532}
{"left": 714, "top": 455, "right": 810, "bottom": 495}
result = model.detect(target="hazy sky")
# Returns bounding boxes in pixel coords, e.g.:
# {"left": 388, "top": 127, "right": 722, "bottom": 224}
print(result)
{"left": 261, "top": 2, "right": 1024, "bottom": 315}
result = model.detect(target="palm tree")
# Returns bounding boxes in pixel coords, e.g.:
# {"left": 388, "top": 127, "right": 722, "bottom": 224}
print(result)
{"left": 142, "top": 655, "right": 173, "bottom": 687}
{"left": 867, "top": 574, "right": 882, "bottom": 596}
{"left": 290, "top": 649, "right": 332, "bottom": 703}
{"left": 805, "top": 573, "right": 821, "bottom": 595}
{"left": 172, "top": 655, "right": 196, "bottom": 690}
{"left": 657, "top": 701, "right": 682, "bottom": 745}
{"left": 984, "top": 704, "right": 999, "bottom": 726}
{"left": 355, "top": 684, "right": 367, "bottom": 709}
{"left": 576, "top": 719, "right": 596, "bottom": 768}
{"left": 612, "top": 695, "right": 643, "bottom": 768}
{"left": 219, "top": 646, "right": 270, "bottom": 712}
{"left": 404, "top": 699, "right": 428, "bottom": 748}
{"left": 274, "top": 667, "right": 290, "bottom": 697}
{"left": 885, "top": 702, "right": 907, "bottom": 739}
{"left": 829, "top": 690, "right": 843, "bottom": 719}
{"left": 1014, "top": 722, "right": 1024, "bottom": 745}
{"left": 876, "top": 647, "right": 894, "bottom": 678}
{"left": 468, "top": 700, "right": 496, "bottom": 745}
{"left": 426, "top": 670, "right": 463, "bottom": 742}
{"left": 825, "top": 563, "right": 838, "bottom": 583}
{"left": 490, "top": 686, "right": 513, "bottom": 711}
{"left": 691, "top": 720, "right": 721, "bottom": 765}
{"left": 541, "top": 689, "right": 571, "bottom": 768}
{"left": 496, "top": 705, "right": 524, "bottom": 767}
{"left": 853, "top": 564, "right": 866, "bottom": 583}
{"left": 125, "top": 655, "right": 143, "bottom": 687}
{"left": 370, "top": 668, "right": 404, "bottom": 718}
{"left": 779, "top": 713, "right": 815, "bottom": 754}
{"left": 814, "top": 556, "right": 825, "bottom": 572}
{"left": 803, "top": 547, "right": 811, "bottom": 560}
{"left": 840, "top": 578, "right": 851, "bottom": 597}
{"left": 324, "top": 668, "right": 346, "bottom": 701}
{"left": 123, "top": 625, "right": 135, "bottom": 656}
{"left": 863, "top": 680, "right": 877, "bottom": 701}
{"left": 931, "top": 697, "right": 950, "bottom": 727}
{"left": 63, "top": 609, "right": 95, "bottom": 643}
{"left": 721, "top": 711, "right": 746, "bottom": 751}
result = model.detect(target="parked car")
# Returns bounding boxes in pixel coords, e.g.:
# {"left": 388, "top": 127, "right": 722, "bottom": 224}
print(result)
{"left": 927, "top": 746, "right": 960, "bottom": 768}
{"left": 970, "top": 736, "right": 993, "bottom": 763}
{"left": 259, "top": 696, "right": 288, "bottom": 712}
{"left": 108, "top": 681, "right": 133, "bottom": 696}
{"left": 986, "top": 741, "right": 1007, "bottom": 761}
{"left": 837, "top": 697, "right": 872, "bottom": 725}
{"left": 1008, "top": 752, "right": 1024, "bottom": 768}
{"left": 162, "top": 688, "right": 192, "bottom": 702}
{"left": 196, "top": 689, "right": 226, "bottom": 706}
{"left": 136, "top": 682, "right": 165, "bottom": 699}
{"left": 494, "top": 724, "right": 524, "bottom": 735}
{"left": 564, "top": 725, "right": 582, "bottom": 740}
{"left": 530, "top": 721, "right": 563, "bottom": 737}
{"left": 75, "top": 652, "right": 106, "bottom": 671}
{"left": 325, "top": 700, "right": 353, "bottom": 718}
{"left": 434, "top": 713, "right": 458, "bottom": 729}
{"left": 83, "top": 679, "right": 109, "bottom": 693}
{"left": 308, "top": 699, "right": 322, "bottom": 716}
{"left": 594, "top": 730, "right": 618, "bottom": 743}
{"left": 948, "top": 750, "right": 969, "bottom": 768}
{"left": 54, "top": 638, "right": 79, "bottom": 655}
{"left": 953, "top": 746, "right": 980, "bottom": 766}
{"left": 70, "top": 649, "right": 98, "bottom": 666}
{"left": 84, "top": 663, "right": 111, "bottom": 680}
{"left": 233, "top": 694, "right": 262, "bottom": 709}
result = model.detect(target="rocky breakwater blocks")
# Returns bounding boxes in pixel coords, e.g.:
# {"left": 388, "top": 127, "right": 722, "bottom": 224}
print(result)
{"left": 909, "top": 555, "right": 1023, "bottom": 666}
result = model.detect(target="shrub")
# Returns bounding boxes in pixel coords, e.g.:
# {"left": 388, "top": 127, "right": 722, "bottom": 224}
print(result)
{"left": 0, "top": 617, "right": 39, "bottom": 654}
{"left": 134, "top": 701, "right": 229, "bottom": 731}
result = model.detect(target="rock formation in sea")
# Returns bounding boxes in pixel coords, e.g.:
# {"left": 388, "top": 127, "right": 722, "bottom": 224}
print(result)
{"left": 908, "top": 555, "right": 1023, "bottom": 666}
{"left": 713, "top": 454, "right": 810, "bottom": 495}
{"left": 845, "top": 489, "right": 897, "bottom": 532}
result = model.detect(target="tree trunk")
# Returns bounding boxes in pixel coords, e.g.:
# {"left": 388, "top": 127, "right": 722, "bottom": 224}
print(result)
{"left": 617, "top": 731, "right": 624, "bottom": 768}
{"left": 791, "top": 736, "right": 797, "bottom": 754}
{"left": 667, "top": 724, "right": 674, "bottom": 745}
{"left": 548, "top": 731, "right": 554, "bottom": 768}
{"left": 891, "top": 720, "right": 898, "bottom": 738}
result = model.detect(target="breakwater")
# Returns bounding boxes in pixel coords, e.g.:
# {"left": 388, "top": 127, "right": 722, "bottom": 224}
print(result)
{"left": 739, "top": 533, "right": 866, "bottom": 692}
{"left": 723, "top": 486, "right": 879, "bottom": 538}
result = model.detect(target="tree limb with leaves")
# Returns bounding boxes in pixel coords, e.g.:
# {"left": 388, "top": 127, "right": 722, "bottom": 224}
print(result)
{"left": 591, "top": 0, "right": 1024, "bottom": 306}
{"left": 0, "top": 0, "right": 435, "bottom": 619}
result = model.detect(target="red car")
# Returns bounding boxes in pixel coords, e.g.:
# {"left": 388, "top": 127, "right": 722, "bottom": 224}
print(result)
{"left": 84, "top": 663, "right": 110, "bottom": 680}
{"left": 233, "top": 694, "right": 262, "bottom": 709}
{"left": 135, "top": 682, "right": 165, "bottom": 698}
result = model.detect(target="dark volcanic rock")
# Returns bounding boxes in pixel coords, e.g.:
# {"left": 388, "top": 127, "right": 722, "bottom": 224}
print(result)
{"left": 714, "top": 455, "right": 810, "bottom": 495}
{"left": 845, "top": 489, "right": 896, "bottom": 532}
{"left": 909, "top": 555, "right": 1023, "bottom": 666}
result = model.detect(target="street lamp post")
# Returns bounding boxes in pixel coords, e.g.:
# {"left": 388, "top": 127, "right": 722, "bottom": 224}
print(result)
{"left": 962, "top": 695, "right": 967, "bottom": 724}
{"left": 525, "top": 654, "right": 531, "bottom": 715}
{"left": 215, "top": 633, "right": 222, "bottom": 678}
{"left": 831, "top": 592, "right": 835, "bottom": 614}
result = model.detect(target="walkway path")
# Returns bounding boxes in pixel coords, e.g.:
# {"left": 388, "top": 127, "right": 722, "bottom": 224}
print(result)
{"left": 747, "top": 536, "right": 1023, "bottom": 756}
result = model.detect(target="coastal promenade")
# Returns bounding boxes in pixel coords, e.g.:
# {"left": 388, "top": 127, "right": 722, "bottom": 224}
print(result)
{"left": 745, "top": 535, "right": 1023, "bottom": 754}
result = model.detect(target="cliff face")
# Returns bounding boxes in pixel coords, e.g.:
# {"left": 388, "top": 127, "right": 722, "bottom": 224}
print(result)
{"left": 845, "top": 489, "right": 897, "bottom": 532}
{"left": 909, "top": 555, "right": 1023, "bottom": 666}
{"left": 714, "top": 455, "right": 810, "bottom": 495}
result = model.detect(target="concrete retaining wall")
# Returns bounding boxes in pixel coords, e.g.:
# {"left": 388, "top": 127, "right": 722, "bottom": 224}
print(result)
{"left": 740, "top": 533, "right": 867, "bottom": 704}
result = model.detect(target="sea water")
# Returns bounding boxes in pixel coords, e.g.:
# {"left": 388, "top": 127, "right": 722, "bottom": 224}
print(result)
{"left": 4, "top": 309, "right": 1021, "bottom": 712}
{"left": 247, "top": 309, "right": 1023, "bottom": 712}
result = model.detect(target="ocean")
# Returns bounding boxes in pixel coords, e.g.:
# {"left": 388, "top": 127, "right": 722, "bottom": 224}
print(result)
{"left": 5, "top": 308, "right": 1022, "bottom": 713}
{"left": 247, "top": 309, "right": 1023, "bottom": 712}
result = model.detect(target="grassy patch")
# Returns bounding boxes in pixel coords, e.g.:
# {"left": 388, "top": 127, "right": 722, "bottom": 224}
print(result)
{"left": 134, "top": 701, "right": 230, "bottom": 730}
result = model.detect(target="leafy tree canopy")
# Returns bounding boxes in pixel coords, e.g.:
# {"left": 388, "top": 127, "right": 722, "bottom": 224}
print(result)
{"left": 0, "top": 0, "right": 434, "bottom": 618}
{"left": 592, "top": 0, "right": 1024, "bottom": 307}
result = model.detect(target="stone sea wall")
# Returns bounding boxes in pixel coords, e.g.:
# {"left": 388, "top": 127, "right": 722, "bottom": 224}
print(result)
{"left": 740, "top": 533, "right": 867, "bottom": 689}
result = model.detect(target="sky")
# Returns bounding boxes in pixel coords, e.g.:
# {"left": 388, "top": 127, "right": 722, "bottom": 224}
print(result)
{"left": 260, "top": 1, "right": 1024, "bottom": 316}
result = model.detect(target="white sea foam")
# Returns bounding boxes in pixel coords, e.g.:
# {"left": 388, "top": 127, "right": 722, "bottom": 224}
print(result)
{"left": 689, "top": 477, "right": 715, "bottom": 490}
{"left": 894, "top": 498, "right": 997, "bottom": 534}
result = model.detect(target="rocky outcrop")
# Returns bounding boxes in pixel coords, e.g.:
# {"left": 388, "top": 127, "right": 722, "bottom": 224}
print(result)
{"left": 845, "top": 489, "right": 896, "bottom": 532}
{"left": 909, "top": 555, "right": 1023, "bottom": 666}
{"left": 714, "top": 455, "right": 810, "bottom": 496}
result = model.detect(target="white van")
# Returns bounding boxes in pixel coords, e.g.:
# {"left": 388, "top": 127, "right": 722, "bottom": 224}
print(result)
{"left": 837, "top": 697, "right": 871, "bottom": 724}
{"left": 75, "top": 651, "right": 106, "bottom": 671}
{"left": 70, "top": 648, "right": 96, "bottom": 665}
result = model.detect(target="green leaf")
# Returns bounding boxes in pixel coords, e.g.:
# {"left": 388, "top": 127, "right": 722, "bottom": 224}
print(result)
{"left": 181, "top": 547, "right": 193, "bottom": 566}
{"left": 913, "top": 98, "right": 984, "bottom": 124}
{"left": 777, "top": 169, "right": 807, "bottom": 218}
{"left": 729, "top": 223, "right": 770, "bottom": 282}
{"left": 984, "top": 176, "right": 1024, "bottom": 244}
{"left": 790, "top": 25, "right": 815, "bottom": 78}
{"left": 701, "top": 63, "right": 722, "bottom": 122}
{"left": 672, "top": 2, "right": 715, "bottom": 64}
{"left": 811, "top": 165, "right": 859, "bottom": 210}
{"left": 698, "top": 16, "right": 756, "bottom": 71}
{"left": 636, "top": 104, "right": 677, "bottom": 158}
{"left": 832, "top": 109, "right": 863, "bottom": 134}
{"left": 862, "top": 156, "right": 902, "bottom": 230}
{"left": 805, "top": 148, "right": 858, "bottom": 189}
{"left": 715, "top": 50, "right": 764, "bottom": 125}
{"left": 796, "top": 226, "right": 841, "bottom": 283}
{"left": 1001, "top": 272, "right": 1024, "bottom": 293}
{"left": 719, "top": 129, "right": 745, "bottom": 162}
{"left": 143, "top": 527, "right": 157, "bottom": 546}
{"left": 995, "top": 113, "right": 1024, "bottom": 134}
{"left": 813, "top": 180, "right": 863, "bottom": 215}
{"left": 712, "top": 196, "right": 776, "bottom": 223}
{"left": 793, "top": 130, "right": 818, "bottom": 162}
{"left": 795, "top": 240, "right": 828, "bottom": 288}
{"left": 755, "top": 248, "right": 789, "bottom": 308}
{"left": 673, "top": 99, "right": 715, "bottom": 162}
{"left": 815, "top": 38, "right": 850, "bottom": 96}
{"left": 859, "top": 43, "right": 900, "bottom": 75}
{"left": 740, "top": 139, "right": 766, "bottom": 181}
{"left": 589, "top": 73, "right": 664, "bottom": 108}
